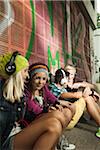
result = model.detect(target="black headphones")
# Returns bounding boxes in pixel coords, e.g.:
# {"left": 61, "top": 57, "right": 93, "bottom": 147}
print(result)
{"left": 60, "top": 69, "right": 68, "bottom": 85}
{"left": 5, "top": 51, "right": 19, "bottom": 75}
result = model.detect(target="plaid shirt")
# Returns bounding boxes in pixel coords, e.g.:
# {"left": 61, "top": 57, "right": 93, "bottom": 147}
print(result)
{"left": 50, "top": 83, "right": 67, "bottom": 98}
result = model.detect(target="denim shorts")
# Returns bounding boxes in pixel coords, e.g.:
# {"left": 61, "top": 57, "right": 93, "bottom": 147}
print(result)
{"left": 2, "top": 136, "right": 14, "bottom": 150}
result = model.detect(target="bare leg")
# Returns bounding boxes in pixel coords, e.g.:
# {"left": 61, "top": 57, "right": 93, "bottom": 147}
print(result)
{"left": 94, "top": 102, "right": 100, "bottom": 114}
{"left": 59, "top": 100, "right": 76, "bottom": 117}
{"left": 85, "top": 96, "right": 100, "bottom": 125}
{"left": 33, "top": 118, "right": 62, "bottom": 150}
{"left": 33, "top": 108, "right": 73, "bottom": 150}
{"left": 13, "top": 110, "right": 72, "bottom": 150}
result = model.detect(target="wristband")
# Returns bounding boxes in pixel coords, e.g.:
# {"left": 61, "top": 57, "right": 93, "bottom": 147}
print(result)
{"left": 90, "top": 89, "right": 94, "bottom": 96}
{"left": 55, "top": 101, "right": 60, "bottom": 105}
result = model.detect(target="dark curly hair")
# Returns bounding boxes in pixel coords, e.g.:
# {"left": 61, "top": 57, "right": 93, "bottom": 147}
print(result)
{"left": 55, "top": 68, "right": 69, "bottom": 84}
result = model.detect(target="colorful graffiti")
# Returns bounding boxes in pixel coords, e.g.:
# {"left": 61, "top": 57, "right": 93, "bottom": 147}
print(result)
{"left": 48, "top": 46, "right": 60, "bottom": 74}
{"left": 0, "top": 0, "right": 91, "bottom": 81}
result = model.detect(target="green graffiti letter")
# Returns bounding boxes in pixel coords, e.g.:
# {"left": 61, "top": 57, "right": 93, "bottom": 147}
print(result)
{"left": 48, "top": 46, "right": 60, "bottom": 70}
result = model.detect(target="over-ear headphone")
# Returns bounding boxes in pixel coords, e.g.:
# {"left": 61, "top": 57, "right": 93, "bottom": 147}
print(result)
{"left": 5, "top": 51, "right": 19, "bottom": 75}
{"left": 60, "top": 69, "right": 68, "bottom": 85}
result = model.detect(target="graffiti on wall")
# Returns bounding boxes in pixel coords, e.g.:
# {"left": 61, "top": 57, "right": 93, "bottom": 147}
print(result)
{"left": 46, "top": 1, "right": 73, "bottom": 71}
{"left": 25, "top": 0, "right": 35, "bottom": 60}
{"left": 0, "top": 0, "right": 91, "bottom": 80}
{"left": 46, "top": 1, "right": 86, "bottom": 72}
{"left": 48, "top": 46, "right": 60, "bottom": 74}
{"left": 46, "top": 1, "right": 54, "bottom": 37}
{"left": 0, "top": 0, "right": 14, "bottom": 35}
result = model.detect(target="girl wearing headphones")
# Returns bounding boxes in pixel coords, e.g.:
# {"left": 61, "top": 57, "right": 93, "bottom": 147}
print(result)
{"left": 24, "top": 62, "right": 76, "bottom": 150}
{"left": 0, "top": 52, "right": 72, "bottom": 150}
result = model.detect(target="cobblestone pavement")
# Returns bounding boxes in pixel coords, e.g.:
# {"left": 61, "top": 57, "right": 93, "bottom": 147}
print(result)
{"left": 64, "top": 118, "right": 100, "bottom": 150}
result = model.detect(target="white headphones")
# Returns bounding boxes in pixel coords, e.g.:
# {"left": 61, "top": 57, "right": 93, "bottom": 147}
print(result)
{"left": 60, "top": 69, "right": 68, "bottom": 85}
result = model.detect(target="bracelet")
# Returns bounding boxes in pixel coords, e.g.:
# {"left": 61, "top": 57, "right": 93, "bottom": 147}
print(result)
{"left": 55, "top": 101, "right": 60, "bottom": 105}
{"left": 90, "top": 89, "right": 94, "bottom": 96}
{"left": 53, "top": 101, "right": 60, "bottom": 107}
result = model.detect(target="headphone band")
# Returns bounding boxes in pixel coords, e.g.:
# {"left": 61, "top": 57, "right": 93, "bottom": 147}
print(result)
{"left": 60, "top": 69, "right": 68, "bottom": 85}
{"left": 10, "top": 51, "right": 19, "bottom": 63}
{"left": 61, "top": 69, "right": 66, "bottom": 78}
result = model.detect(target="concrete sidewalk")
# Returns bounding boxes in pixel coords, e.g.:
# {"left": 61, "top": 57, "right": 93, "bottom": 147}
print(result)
{"left": 64, "top": 118, "right": 100, "bottom": 150}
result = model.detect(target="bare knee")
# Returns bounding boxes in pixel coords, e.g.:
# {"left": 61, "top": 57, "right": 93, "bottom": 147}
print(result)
{"left": 46, "top": 117, "right": 63, "bottom": 136}
{"left": 51, "top": 108, "right": 73, "bottom": 127}
{"left": 63, "top": 108, "right": 73, "bottom": 125}
{"left": 50, "top": 111, "right": 67, "bottom": 128}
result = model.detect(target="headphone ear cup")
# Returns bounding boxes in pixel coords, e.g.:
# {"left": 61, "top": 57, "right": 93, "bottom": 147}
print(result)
{"left": 60, "top": 69, "right": 68, "bottom": 85}
{"left": 60, "top": 78, "right": 67, "bottom": 85}
{"left": 5, "top": 62, "right": 16, "bottom": 75}
{"left": 5, "top": 51, "right": 19, "bottom": 75}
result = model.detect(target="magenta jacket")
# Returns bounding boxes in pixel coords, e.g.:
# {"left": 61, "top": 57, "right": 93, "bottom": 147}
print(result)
{"left": 25, "top": 85, "right": 57, "bottom": 115}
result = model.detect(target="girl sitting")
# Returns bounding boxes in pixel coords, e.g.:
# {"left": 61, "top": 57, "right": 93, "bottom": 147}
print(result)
{"left": 24, "top": 62, "right": 76, "bottom": 150}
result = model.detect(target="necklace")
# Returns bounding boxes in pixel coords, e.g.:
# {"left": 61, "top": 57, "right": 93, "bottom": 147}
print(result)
{"left": 32, "top": 90, "right": 43, "bottom": 106}
{"left": 34, "top": 95, "right": 43, "bottom": 106}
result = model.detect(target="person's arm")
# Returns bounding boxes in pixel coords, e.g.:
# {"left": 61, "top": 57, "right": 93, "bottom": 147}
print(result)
{"left": 60, "top": 91, "right": 82, "bottom": 99}
{"left": 44, "top": 85, "right": 71, "bottom": 111}
{"left": 44, "top": 85, "right": 57, "bottom": 104}
{"left": 72, "top": 81, "right": 95, "bottom": 89}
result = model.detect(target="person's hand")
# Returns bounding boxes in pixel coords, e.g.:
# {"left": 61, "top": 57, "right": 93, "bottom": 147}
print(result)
{"left": 82, "top": 87, "right": 92, "bottom": 98}
{"left": 48, "top": 106, "right": 56, "bottom": 112}
{"left": 81, "top": 81, "right": 88, "bottom": 87}
{"left": 72, "top": 83, "right": 81, "bottom": 89}
{"left": 82, "top": 81, "right": 94, "bottom": 89}
{"left": 93, "top": 91, "right": 100, "bottom": 102}
{"left": 72, "top": 81, "right": 89, "bottom": 89}
{"left": 48, "top": 104, "right": 63, "bottom": 112}
{"left": 59, "top": 100, "right": 73, "bottom": 109}
{"left": 76, "top": 81, "right": 89, "bottom": 88}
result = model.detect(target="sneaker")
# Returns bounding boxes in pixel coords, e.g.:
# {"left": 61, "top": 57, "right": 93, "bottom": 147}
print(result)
{"left": 96, "top": 127, "right": 100, "bottom": 138}
{"left": 55, "top": 147, "right": 58, "bottom": 150}
{"left": 62, "top": 144, "right": 76, "bottom": 150}
{"left": 57, "top": 134, "right": 75, "bottom": 150}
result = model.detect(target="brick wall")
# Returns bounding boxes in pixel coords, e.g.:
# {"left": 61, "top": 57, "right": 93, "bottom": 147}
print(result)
{"left": 70, "top": 2, "right": 91, "bottom": 81}
{"left": 0, "top": 0, "right": 91, "bottom": 80}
